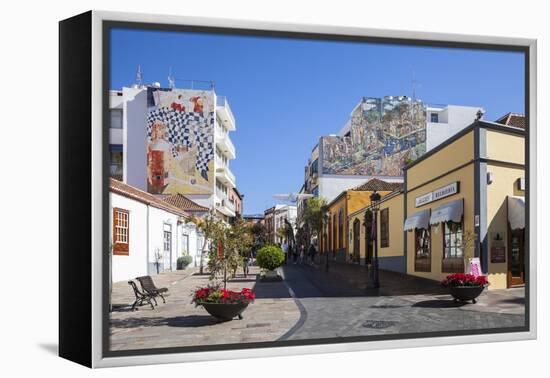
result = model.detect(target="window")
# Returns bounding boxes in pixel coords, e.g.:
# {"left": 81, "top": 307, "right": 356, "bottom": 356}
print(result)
{"left": 332, "top": 214, "right": 337, "bottom": 254}
{"left": 380, "top": 208, "right": 389, "bottom": 248}
{"left": 109, "top": 146, "right": 123, "bottom": 179}
{"left": 113, "top": 208, "right": 129, "bottom": 255}
{"left": 414, "top": 228, "right": 431, "bottom": 272}
{"left": 442, "top": 221, "right": 464, "bottom": 273}
{"left": 164, "top": 227, "right": 172, "bottom": 255}
{"left": 430, "top": 113, "right": 439, "bottom": 123}
{"left": 110, "top": 109, "right": 123, "bottom": 129}
{"left": 182, "top": 233, "right": 189, "bottom": 255}
{"left": 338, "top": 209, "right": 344, "bottom": 249}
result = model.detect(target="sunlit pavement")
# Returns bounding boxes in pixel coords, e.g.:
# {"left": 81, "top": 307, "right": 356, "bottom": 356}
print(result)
{"left": 109, "top": 264, "right": 525, "bottom": 351}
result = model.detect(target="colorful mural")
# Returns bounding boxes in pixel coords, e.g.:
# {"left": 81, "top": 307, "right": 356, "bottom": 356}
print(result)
{"left": 322, "top": 96, "right": 426, "bottom": 176}
{"left": 146, "top": 88, "right": 215, "bottom": 194}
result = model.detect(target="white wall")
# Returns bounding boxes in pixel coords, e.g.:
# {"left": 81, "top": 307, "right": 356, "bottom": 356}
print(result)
{"left": 147, "top": 207, "right": 180, "bottom": 274}
{"left": 110, "top": 192, "right": 149, "bottom": 283}
{"left": 123, "top": 87, "right": 148, "bottom": 191}
{"left": 427, "top": 105, "right": 481, "bottom": 150}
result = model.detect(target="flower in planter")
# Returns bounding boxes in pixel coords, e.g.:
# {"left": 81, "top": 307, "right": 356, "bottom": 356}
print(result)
{"left": 441, "top": 273, "right": 489, "bottom": 288}
{"left": 192, "top": 285, "right": 255, "bottom": 306}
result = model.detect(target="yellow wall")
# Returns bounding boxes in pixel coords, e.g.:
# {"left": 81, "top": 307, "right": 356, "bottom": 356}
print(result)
{"left": 347, "top": 192, "right": 404, "bottom": 260}
{"left": 326, "top": 195, "right": 347, "bottom": 252}
{"left": 485, "top": 164, "right": 525, "bottom": 289}
{"left": 486, "top": 130, "right": 525, "bottom": 164}
{"left": 406, "top": 164, "right": 475, "bottom": 282}
{"left": 377, "top": 193, "right": 404, "bottom": 257}
{"left": 325, "top": 190, "right": 391, "bottom": 255}
{"left": 407, "top": 131, "right": 473, "bottom": 190}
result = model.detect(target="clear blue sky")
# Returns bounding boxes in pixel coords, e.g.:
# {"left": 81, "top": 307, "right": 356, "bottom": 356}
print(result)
{"left": 110, "top": 28, "right": 525, "bottom": 215}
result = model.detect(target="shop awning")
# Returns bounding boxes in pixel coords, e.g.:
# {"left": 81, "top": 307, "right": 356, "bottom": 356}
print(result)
{"left": 429, "top": 199, "right": 463, "bottom": 225}
{"left": 508, "top": 196, "right": 525, "bottom": 230}
{"left": 404, "top": 209, "right": 430, "bottom": 231}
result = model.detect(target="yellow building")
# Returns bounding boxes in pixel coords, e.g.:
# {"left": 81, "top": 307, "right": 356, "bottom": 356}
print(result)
{"left": 321, "top": 178, "right": 401, "bottom": 263}
{"left": 348, "top": 189, "right": 405, "bottom": 271}
{"left": 401, "top": 120, "right": 525, "bottom": 289}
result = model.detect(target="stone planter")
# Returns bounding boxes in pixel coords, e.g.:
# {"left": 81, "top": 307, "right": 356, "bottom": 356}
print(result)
{"left": 260, "top": 269, "right": 282, "bottom": 282}
{"left": 449, "top": 285, "right": 485, "bottom": 304}
{"left": 199, "top": 302, "right": 249, "bottom": 321}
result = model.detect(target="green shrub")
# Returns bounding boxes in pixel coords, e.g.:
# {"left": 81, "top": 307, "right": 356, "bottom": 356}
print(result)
{"left": 256, "top": 245, "right": 285, "bottom": 271}
{"left": 177, "top": 255, "right": 193, "bottom": 270}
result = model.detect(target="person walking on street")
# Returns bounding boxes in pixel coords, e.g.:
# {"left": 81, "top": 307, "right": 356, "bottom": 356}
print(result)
{"left": 299, "top": 244, "right": 305, "bottom": 264}
{"left": 308, "top": 242, "right": 317, "bottom": 265}
{"left": 282, "top": 241, "right": 289, "bottom": 264}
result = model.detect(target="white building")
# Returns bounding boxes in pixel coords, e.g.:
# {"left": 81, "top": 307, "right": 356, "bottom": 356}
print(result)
{"left": 426, "top": 104, "right": 484, "bottom": 150}
{"left": 109, "top": 178, "right": 201, "bottom": 283}
{"left": 298, "top": 100, "right": 483, "bottom": 214}
{"left": 109, "top": 83, "right": 238, "bottom": 221}
{"left": 274, "top": 205, "right": 298, "bottom": 245}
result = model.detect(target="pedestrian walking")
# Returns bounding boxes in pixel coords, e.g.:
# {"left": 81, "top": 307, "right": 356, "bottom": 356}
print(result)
{"left": 282, "top": 241, "right": 289, "bottom": 264}
{"left": 299, "top": 244, "right": 305, "bottom": 264}
{"left": 308, "top": 242, "right": 317, "bottom": 264}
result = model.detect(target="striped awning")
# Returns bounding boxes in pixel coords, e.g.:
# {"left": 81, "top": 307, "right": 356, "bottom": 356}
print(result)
{"left": 429, "top": 199, "right": 463, "bottom": 225}
{"left": 404, "top": 209, "right": 430, "bottom": 231}
{"left": 508, "top": 196, "right": 525, "bottom": 230}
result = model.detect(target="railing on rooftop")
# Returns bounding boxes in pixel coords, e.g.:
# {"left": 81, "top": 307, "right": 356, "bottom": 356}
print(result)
{"left": 216, "top": 96, "right": 236, "bottom": 128}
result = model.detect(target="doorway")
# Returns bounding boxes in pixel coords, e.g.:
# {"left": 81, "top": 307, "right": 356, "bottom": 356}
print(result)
{"left": 508, "top": 227, "right": 525, "bottom": 286}
{"left": 163, "top": 224, "right": 172, "bottom": 271}
{"left": 353, "top": 219, "right": 361, "bottom": 263}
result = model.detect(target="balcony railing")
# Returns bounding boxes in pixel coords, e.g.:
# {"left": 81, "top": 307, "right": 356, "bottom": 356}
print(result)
{"left": 216, "top": 166, "right": 236, "bottom": 188}
{"left": 216, "top": 96, "right": 236, "bottom": 130}
{"left": 215, "top": 124, "right": 236, "bottom": 158}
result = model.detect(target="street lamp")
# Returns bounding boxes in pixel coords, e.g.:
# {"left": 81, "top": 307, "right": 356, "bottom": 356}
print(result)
{"left": 370, "top": 190, "right": 381, "bottom": 289}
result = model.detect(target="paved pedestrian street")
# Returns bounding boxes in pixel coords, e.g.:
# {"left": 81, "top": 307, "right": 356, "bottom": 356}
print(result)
{"left": 110, "top": 264, "right": 525, "bottom": 351}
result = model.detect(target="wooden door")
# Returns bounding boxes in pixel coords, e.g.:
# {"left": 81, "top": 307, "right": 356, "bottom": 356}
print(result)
{"left": 508, "top": 227, "right": 525, "bottom": 286}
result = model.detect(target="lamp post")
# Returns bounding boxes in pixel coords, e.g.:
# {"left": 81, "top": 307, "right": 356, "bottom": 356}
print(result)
{"left": 370, "top": 191, "right": 381, "bottom": 289}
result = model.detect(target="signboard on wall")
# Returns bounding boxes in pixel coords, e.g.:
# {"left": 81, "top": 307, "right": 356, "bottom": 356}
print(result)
{"left": 491, "top": 247, "right": 506, "bottom": 263}
{"left": 415, "top": 182, "right": 459, "bottom": 207}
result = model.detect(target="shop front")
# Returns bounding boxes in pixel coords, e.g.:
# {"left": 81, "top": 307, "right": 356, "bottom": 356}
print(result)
{"left": 403, "top": 121, "right": 525, "bottom": 289}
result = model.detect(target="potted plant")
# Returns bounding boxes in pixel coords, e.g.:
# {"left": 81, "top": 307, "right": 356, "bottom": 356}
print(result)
{"left": 192, "top": 285, "right": 255, "bottom": 321}
{"left": 177, "top": 254, "right": 193, "bottom": 270}
{"left": 256, "top": 245, "right": 285, "bottom": 281}
{"left": 441, "top": 273, "right": 489, "bottom": 303}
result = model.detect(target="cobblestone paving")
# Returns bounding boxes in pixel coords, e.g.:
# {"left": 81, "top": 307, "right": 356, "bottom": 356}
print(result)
{"left": 109, "top": 266, "right": 300, "bottom": 351}
{"left": 109, "top": 263, "right": 526, "bottom": 351}
{"left": 280, "top": 264, "right": 526, "bottom": 340}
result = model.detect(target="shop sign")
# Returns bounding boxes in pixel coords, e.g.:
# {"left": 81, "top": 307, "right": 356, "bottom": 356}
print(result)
{"left": 491, "top": 246, "right": 506, "bottom": 263}
{"left": 415, "top": 182, "right": 459, "bottom": 207}
{"left": 467, "top": 257, "right": 482, "bottom": 277}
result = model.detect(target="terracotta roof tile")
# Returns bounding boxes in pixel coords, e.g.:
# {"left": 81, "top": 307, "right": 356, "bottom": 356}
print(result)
{"left": 162, "top": 193, "right": 209, "bottom": 212}
{"left": 109, "top": 178, "right": 189, "bottom": 218}
{"left": 495, "top": 113, "right": 526, "bottom": 129}
{"left": 352, "top": 178, "right": 403, "bottom": 192}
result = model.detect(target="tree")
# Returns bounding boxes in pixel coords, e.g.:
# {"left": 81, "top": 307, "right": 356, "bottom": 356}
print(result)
{"left": 192, "top": 209, "right": 218, "bottom": 275}
{"left": 459, "top": 229, "right": 478, "bottom": 272}
{"left": 250, "top": 222, "right": 267, "bottom": 246}
{"left": 207, "top": 219, "right": 253, "bottom": 289}
{"left": 303, "top": 197, "right": 327, "bottom": 241}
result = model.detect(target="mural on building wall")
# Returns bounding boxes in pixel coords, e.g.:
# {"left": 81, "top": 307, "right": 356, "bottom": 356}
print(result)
{"left": 322, "top": 96, "right": 426, "bottom": 176}
{"left": 146, "top": 88, "right": 215, "bottom": 194}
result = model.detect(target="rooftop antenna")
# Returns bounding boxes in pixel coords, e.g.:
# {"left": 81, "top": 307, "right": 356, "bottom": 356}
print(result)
{"left": 411, "top": 70, "right": 420, "bottom": 103}
{"left": 135, "top": 65, "right": 143, "bottom": 86}
{"left": 167, "top": 67, "right": 175, "bottom": 89}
